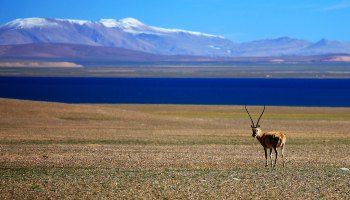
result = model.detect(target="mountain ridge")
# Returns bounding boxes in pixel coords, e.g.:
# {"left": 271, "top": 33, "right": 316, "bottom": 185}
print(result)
{"left": 0, "top": 43, "right": 212, "bottom": 62}
{"left": 2, "top": 43, "right": 349, "bottom": 64}
{"left": 1, "top": 17, "right": 350, "bottom": 57}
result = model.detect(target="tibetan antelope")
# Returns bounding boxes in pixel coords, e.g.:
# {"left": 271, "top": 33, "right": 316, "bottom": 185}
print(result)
{"left": 245, "top": 105, "right": 286, "bottom": 167}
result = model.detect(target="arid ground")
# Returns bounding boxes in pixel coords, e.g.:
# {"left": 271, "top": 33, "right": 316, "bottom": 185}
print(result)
{"left": 0, "top": 98, "right": 349, "bottom": 199}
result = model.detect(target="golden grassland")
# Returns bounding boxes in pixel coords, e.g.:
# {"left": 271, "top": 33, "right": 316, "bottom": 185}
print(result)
{"left": 0, "top": 98, "right": 349, "bottom": 199}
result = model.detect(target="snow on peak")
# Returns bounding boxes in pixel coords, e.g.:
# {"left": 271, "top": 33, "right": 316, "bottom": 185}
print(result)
{"left": 56, "top": 19, "right": 91, "bottom": 25}
{"left": 99, "top": 19, "right": 119, "bottom": 28}
{"left": 2, "top": 17, "right": 225, "bottom": 39}
{"left": 150, "top": 26, "right": 224, "bottom": 38}
{"left": 99, "top": 18, "right": 223, "bottom": 38}
{"left": 99, "top": 17, "right": 145, "bottom": 29}
{"left": 119, "top": 18, "right": 144, "bottom": 26}
{"left": 208, "top": 45, "right": 222, "bottom": 50}
{"left": 4, "top": 18, "right": 59, "bottom": 28}
{"left": 99, "top": 18, "right": 147, "bottom": 35}
{"left": 3, "top": 18, "right": 92, "bottom": 29}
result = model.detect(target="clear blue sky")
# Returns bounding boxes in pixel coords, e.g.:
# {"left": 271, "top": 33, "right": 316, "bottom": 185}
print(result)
{"left": 0, "top": 0, "right": 349, "bottom": 42}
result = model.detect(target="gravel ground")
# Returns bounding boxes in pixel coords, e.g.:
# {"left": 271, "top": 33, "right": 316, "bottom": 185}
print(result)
{"left": 0, "top": 98, "right": 349, "bottom": 199}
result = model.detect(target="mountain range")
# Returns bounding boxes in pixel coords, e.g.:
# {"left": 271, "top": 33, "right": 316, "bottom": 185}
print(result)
{"left": 0, "top": 17, "right": 350, "bottom": 58}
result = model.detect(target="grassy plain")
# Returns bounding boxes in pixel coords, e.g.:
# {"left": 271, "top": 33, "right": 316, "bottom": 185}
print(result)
{"left": 0, "top": 98, "right": 349, "bottom": 199}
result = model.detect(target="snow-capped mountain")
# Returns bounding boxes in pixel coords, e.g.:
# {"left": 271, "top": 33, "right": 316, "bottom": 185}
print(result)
{"left": 99, "top": 18, "right": 220, "bottom": 38}
{"left": 0, "top": 17, "right": 350, "bottom": 57}
{"left": 0, "top": 17, "right": 236, "bottom": 56}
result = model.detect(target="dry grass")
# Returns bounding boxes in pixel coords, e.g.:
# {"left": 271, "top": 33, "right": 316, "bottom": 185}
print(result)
{"left": 0, "top": 98, "right": 349, "bottom": 199}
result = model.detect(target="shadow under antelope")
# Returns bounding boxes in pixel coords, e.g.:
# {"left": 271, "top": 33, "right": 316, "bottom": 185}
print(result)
{"left": 245, "top": 105, "right": 286, "bottom": 167}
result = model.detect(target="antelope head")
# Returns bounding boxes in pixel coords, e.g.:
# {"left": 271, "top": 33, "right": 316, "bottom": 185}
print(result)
{"left": 245, "top": 105, "right": 266, "bottom": 138}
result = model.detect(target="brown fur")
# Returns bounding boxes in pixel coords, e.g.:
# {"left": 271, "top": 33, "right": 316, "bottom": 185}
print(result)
{"left": 257, "top": 131, "right": 286, "bottom": 149}
{"left": 252, "top": 128, "right": 287, "bottom": 167}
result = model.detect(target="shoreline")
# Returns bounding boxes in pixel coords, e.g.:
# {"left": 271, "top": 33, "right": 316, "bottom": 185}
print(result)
{"left": 0, "top": 64, "right": 350, "bottom": 78}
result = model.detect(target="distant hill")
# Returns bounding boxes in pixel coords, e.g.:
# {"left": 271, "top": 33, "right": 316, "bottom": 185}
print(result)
{"left": 0, "top": 43, "right": 208, "bottom": 62}
{"left": 1, "top": 17, "right": 350, "bottom": 58}
{"left": 1, "top": 43, "right": 349, "bottom": 64}
{"left": 234, "top": 37, "right": 311, "bottom": 56}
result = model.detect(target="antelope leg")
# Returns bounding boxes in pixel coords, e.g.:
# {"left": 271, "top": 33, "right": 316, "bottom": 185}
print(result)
{"left": 269, "top": 149, "right": 273, "bottom": 167}
{"left": 274, "top": 147, "right": 278, "bottom": 167}
{"left": 264, "top": 148, "right": 268, "bottom": 167}
{"left": 281, "top": 145, "right": 285, "bottom": 167}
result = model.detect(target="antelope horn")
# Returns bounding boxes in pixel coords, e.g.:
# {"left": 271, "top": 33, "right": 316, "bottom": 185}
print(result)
{"left": 244, "top": 105, "right": 255, "bottom": 126}
{"left": 256, "top": 105, "right": 266, "bottom": 126}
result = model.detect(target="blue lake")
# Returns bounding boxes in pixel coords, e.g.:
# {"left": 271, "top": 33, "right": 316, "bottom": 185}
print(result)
{"left": 0, "top": 77, "right": 350, "bottom": 107}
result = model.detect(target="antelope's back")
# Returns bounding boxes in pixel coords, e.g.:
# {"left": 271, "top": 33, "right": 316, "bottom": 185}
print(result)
{"left": 266, "top": 131, "right": 286, "bottom": 147}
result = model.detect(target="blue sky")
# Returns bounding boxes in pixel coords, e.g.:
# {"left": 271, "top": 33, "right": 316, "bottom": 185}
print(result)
{"left": 0, "top": 0, "right": 349, "bottom": 42}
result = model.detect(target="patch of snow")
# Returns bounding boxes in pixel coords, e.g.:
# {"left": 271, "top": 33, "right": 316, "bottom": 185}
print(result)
{"left": 119, "top": 17, "right": 144, "bottom": 27}
{"left": 208, "top": 45, "right": 221, "bottom": 50}
{"left": 232, "top": 177, "right": 241, "bottom": 181}
{"left": 56, "top": 19, "right": 91, "bottom": 25}
{"left": 124, "top": 29, "right": 160, "bottom": 35}
{"left": 99, "top": 19, "right": 119, "bottom": 28}
{"left": 100, "top": 18, "right": 145, "bottom": 29}
{"left": 150, "top": 26, "right": 224, "bottom": 38}
{"left": 99, "top": 18, "right": 224, "bottom": 38}
{"left": 4, "top": 18, "right": 59, "bottom": 29}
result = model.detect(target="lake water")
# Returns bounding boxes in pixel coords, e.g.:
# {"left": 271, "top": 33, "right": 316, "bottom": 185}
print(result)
{"left": 0, "top": 77, "right": 350, "bottom": 107}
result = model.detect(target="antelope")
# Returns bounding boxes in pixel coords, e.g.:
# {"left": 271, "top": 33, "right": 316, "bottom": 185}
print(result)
{"left": 245, "top": 105, "right": 286, "bottom": 167}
